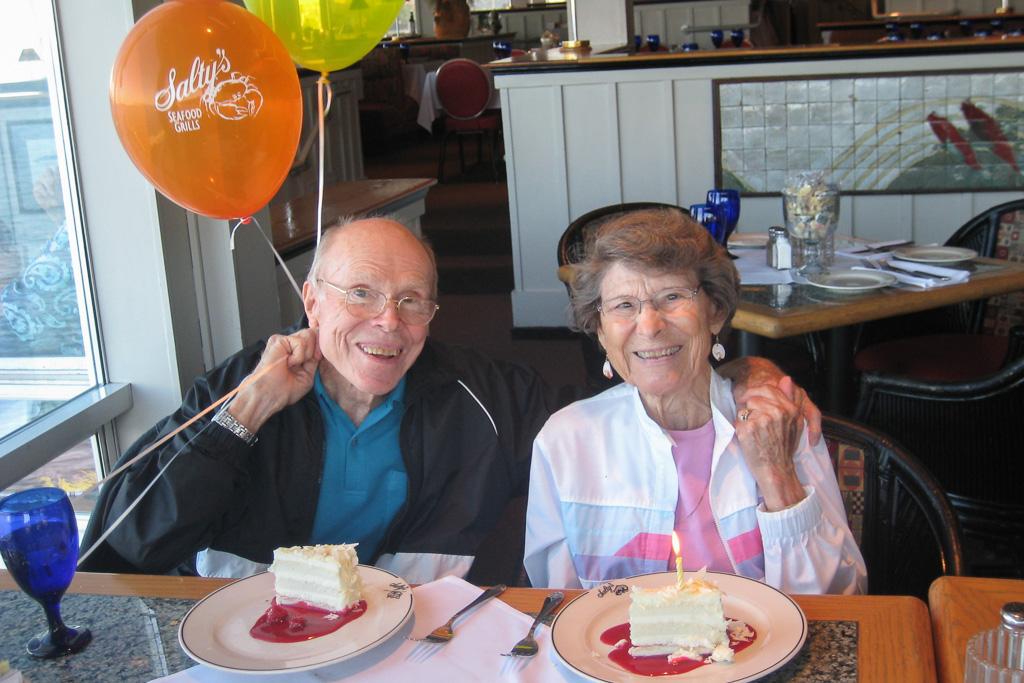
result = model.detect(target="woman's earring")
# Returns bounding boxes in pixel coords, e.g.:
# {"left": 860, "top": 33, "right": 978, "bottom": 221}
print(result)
{"left": 711, "top": 335, "right": 726, "bottom": 362}
{"left": 602, "top": 357, "right": 614, "bottom": 379}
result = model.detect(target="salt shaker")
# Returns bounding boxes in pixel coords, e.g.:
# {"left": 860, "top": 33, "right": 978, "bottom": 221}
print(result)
{"left": 766, "top": 226, "right": 792, "bottom": 270}
{"left": 964, "top": 602, "right": 1024, "bottom": 682}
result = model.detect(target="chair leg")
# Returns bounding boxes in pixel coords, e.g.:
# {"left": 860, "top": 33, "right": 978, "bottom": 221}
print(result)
{"left": 438, "top": 131, "right": 449, "bottom": 183}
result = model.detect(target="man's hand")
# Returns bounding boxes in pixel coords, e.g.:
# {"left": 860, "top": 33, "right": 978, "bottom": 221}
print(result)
{"left": 223, "top": 328, "right": 322, "bottom": 432}
{"left": 720, "top": 356, "right": 822, "bottom": 445}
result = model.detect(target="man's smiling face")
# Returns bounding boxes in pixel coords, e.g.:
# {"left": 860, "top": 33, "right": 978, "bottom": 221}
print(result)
{"left": 304, "top": 218, "right": 435, "bottom": 404}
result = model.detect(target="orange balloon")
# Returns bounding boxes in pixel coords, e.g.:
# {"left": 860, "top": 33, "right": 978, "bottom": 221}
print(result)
{"left": 110, "top": 0, "right": 302, "bottom": 220}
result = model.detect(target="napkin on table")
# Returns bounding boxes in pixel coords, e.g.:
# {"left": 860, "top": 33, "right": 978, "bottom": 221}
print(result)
{"left": 150, "top": 575, "right": 584, "bottom": 683}
{"left": 851, "top": 259, "right": 970, "bottom": 288}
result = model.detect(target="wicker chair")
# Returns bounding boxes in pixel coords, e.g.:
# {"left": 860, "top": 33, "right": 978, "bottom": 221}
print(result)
{"left": 821, "top": 413, "right": 965, "bottom": 599}
{"left": 854, "top": 198, "right": 1024, "bottom": 381}
{"left": 853, "top": 333, "right": 1024, "bottom": 579}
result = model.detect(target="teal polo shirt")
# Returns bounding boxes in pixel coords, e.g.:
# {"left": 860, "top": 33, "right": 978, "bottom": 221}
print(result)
{"left": 310, "top": 371, "right": 408, "bottom": 563}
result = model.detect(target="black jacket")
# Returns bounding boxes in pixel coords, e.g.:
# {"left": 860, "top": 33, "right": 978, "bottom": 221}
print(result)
{"left": 80, "top": 333, "right": 581, "bottom": 579}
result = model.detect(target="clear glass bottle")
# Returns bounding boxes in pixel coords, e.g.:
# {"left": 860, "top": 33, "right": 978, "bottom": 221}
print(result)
{"left": 964, "top": 602, "right": 1024, "bottom": 682}
{"left": 766, "top": 226, "right": 792, "bottom": 270}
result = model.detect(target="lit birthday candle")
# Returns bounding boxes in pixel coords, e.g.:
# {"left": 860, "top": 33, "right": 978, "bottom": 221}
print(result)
{"left": 672, "top": 531, "right": 683, "bottom": 587}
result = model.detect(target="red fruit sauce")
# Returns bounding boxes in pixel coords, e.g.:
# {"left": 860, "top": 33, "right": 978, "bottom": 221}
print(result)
{"left": 250, "top": 598, "right": 367, "bottom": 643}
{"left": 600, "top": 619, "right": 757, "bottom": 677}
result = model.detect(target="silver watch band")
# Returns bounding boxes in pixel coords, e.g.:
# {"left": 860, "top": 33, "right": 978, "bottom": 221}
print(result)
{"left": 213, "top": 406, "right": 258, "bottom": 446}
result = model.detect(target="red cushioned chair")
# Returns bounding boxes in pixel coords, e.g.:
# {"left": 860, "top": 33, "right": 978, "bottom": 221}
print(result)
{"left": 854, "top": 198, "right": 1024, "bottom": 380}
{"left": 434, "top": 58, "right": 503, "bottom": 183}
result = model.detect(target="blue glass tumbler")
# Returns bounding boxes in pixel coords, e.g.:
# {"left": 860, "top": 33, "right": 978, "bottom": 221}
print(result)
{"left": 711, "top": 30, "right": 724, "bottom": 48}
{"left": 730, "top": 29, "right": 744, "bottom": 47}
{"left": 0, "top": 487, "right": 92, "bottom": 657}
{"left": 707, "top": 189, "right": 740, "bottom": 256}
{"left": 689, "top": 204, "right": 726, "bottom": 245}
{"left": 647, "top": 34, "right": 660, "bottom": 53}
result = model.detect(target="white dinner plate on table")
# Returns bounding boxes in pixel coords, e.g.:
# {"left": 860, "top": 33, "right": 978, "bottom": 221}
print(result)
{"left": 892, "top": 246, "right": 977, "bottom": 263}
{"left": 729, "top": 233, "right": 769, "bottom": 249}
{"left": 806, "top": 270, "right": 897, "bottom": 291}
{"left": 178, "top": 566, "right": 413, "bottom": 674}
{"left": 550, "top": 571, "right": 807, "bottom": 683}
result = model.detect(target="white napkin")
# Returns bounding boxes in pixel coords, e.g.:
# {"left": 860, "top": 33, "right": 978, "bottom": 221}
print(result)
{"left": 851, "top": 259, "right": 969, "bottom": 288}
{"left": 151, "top": 576, "right": 584, "bottom": 683}
{"left": 836, "top": 239, "right": 913, "bottom": 255}
{"left": 732, "top": 249, "right": 795, "bottom": 285}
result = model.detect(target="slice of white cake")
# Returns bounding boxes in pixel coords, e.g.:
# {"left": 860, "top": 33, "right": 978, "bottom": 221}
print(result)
{"left": 269, "top": 544, "right": 364, "bottom": 612}
{"left": 628, "top": 569, "right": 733, "bottom": 663}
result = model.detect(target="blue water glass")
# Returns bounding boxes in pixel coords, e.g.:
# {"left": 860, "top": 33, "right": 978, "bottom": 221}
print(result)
{"left": 0, "top": 487, "right": 92, "bottom": 658}
{"left": 960, "top": 19, "right": 974, "bottom": 36}
{"left": 928, "top": 31, "right": 945, "bottom": 40}
{"left": 706, "top": 189, "right": 740, "bottom": 245}
{"left": 682, "top": 43, "right": 699, "bottom": 51}
{"left": 689, "top": 204, "right": 726, "bottom": 244}
{"left": 910, "top": 22, "right": 924, "bottom": 39}
{"left": 730, "top": 29, "right": 744, "bottom": 47}
{"left": 711, "top": 30, "right": 724, "bottom": 48}
{"left": 493, "top": 41, "right": 511, "bottom": 59}
{"left": 647, "top": 34, "right": 660, "bottom": 52}
{"left": 635, "top": 35, "right": 642, "bottom": 52}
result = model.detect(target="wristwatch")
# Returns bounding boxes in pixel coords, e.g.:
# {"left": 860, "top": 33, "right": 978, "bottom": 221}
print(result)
{"left": 213, "top": 406, "right": 258, "bottom": 446}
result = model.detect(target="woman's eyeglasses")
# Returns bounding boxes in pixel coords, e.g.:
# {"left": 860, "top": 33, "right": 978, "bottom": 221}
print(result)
{"left": 598, "top": 286, "right": 701, "bottom": 320}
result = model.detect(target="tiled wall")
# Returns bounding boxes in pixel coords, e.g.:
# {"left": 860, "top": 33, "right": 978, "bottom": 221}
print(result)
{"left": 716, "top": 69, "right": 1024, "bottom": 194}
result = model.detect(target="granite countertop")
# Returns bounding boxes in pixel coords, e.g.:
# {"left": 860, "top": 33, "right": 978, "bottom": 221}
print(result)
{"left": 0, "top": 589, "right": 858, "bottom": 682}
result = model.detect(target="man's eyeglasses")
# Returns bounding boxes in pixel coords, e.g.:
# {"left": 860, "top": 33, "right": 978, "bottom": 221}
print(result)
{"left": 598, "top": 286, "right": 701, "bottom": 320}
{"left": 318, "top": 280, "right": 439, "bottom": 326}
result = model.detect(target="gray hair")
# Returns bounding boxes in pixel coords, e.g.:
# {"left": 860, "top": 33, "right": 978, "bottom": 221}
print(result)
{"left": 569, "top": 207, "right": 739, "bottom": 336}
{"left": 306, "top": 214, "right": 439, "bottom": 300}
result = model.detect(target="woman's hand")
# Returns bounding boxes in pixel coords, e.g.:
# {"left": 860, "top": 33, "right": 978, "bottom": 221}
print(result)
{"left": 719, "top": 356, "right": 822, "bottom": 445}
{"left": 221, "top": 328, "right": 323, "bottom": 432}
{"left": 734, "top": 378, "right": 808, "bottom": 512}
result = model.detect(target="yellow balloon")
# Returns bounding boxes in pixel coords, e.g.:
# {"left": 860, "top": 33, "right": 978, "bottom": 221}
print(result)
{"left": 244, "top": 0, "right": 406, "bottom": 74}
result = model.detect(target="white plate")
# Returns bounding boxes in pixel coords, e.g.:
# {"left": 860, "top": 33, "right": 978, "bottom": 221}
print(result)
{"left": 178, "top": 566, "right": 414, "bottom": 674}
{"left": 806, "top": 269, "right": 897, "bottom": 291}
{"left": 892, "top": 246, "right": 978, "bottom": 263}
{"left": 551, "top": 571, "right": 807, "bottom": 683}
{"left": 728, "top": 233, "right": 769, "bottom": 249}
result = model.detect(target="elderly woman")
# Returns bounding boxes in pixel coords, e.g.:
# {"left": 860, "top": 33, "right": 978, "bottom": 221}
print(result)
{"left": 524, "top": 208, "right": 866, "bottom": 594}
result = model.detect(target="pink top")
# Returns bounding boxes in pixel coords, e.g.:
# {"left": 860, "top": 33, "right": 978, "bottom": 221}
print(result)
{"left": 668, "top": 421, "right": 734, "bottom": 573}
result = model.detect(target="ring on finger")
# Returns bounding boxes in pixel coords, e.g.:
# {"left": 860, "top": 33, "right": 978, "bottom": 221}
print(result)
{"left": 740, "top": 409, "right": 751, "bottom": 421}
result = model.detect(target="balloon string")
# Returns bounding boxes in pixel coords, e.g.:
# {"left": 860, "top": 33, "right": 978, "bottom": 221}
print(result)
{"left": 76, "top": 355, "right": 287, "bottom": 569}
{"left": 316, "top": 74, "right": 333, "bottom": 248}
{"left": 231, "top": 216, "right": 303, "bottom": 302}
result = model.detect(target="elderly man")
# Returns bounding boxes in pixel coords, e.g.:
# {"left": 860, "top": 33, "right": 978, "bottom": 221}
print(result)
{"left": 81, "top": 216, "right": 817, "bottom": 583}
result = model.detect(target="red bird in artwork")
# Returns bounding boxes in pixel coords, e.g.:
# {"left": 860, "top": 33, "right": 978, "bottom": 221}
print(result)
{"left": 927, "top": 112, "right": 982, "bottom": 170}
{"left": 960, "top": 100, "right": 1020, "bottom": 172}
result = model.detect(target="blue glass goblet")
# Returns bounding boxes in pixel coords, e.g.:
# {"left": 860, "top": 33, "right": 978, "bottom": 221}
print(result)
{"left": 689, "top": 203, "right": 726, "bottom": 245}
{"left": 0, "top": 487, "right": 92, "bottom": 658}
{"left": 710, "top": 30, "right": 724, "bottom": 48}
{"left": 647, "top": 34, "right": 660, "bottom": 53}
{"left": 706, "top": 189, "right": 740, "bottom": 257}
{"left": 730, "top": 29, "right": 745, "bottom": 47}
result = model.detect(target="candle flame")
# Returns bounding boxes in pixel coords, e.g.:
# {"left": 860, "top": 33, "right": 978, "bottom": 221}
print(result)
{"left": 671, "top": 531, "right": 680, "bottom": 557}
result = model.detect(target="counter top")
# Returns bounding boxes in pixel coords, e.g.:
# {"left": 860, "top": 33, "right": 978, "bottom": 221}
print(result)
{"left": 488, "top": 33, "right": 1024, "bottom": 73}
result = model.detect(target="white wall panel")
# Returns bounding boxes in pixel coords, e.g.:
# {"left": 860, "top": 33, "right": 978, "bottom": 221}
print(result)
{"left": 563, "top": 83, "right": 622, "bottom": 219}
{"left": 618, "top": 80, "right": 678, "bottom": 203}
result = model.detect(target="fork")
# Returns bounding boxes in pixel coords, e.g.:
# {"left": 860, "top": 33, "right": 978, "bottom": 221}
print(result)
{"left": 501, "top": 591, "right": 564, "bottom": 657}
{"left": 406, "top": 584, "right": 506, "bottom": 644}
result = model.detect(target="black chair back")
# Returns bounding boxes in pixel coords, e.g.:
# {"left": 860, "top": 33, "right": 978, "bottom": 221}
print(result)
{"left": 822, "top": 414, "right": 966, "bottom": 598}
{"left": 853, "top": 340, "right": 1024, "bottom": 579}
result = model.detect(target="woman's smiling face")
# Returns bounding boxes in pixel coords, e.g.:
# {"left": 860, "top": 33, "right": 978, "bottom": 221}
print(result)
{"left": 596, "top": 262, "right": 724, "bottom": 400}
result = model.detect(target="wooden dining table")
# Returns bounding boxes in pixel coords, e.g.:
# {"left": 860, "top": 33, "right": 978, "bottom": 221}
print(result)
{"left": 928, "top": 575, "right": 1024, "bottom": 683}
{"left": 0, "top": 570, "right": 937, "bottom": 682}
{"left": 732, "top": 255, "right": 1024, "bottom": 414}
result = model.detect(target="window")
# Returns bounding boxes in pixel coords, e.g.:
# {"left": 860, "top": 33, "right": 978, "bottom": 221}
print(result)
{"left": 0, "top": 0, "right": 129, "bottom": 511}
